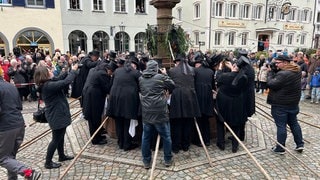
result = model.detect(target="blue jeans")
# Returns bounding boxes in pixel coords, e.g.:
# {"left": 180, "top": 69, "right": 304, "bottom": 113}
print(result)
{"left": 271, "top": 105, "right": 304, "bottom": 150}
{"left": 141, "top": 122, "right": 172, "bottom": 164}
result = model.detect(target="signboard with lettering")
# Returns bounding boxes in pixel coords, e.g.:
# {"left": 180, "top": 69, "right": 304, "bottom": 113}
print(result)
{"left": 218, "top": 21, "right": 246, "bottom": 28}
{"left": 284, "top": 24, "right": 303, "bottom": 30}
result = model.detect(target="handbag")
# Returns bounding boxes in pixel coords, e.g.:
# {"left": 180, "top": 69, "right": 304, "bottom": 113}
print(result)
{"left": 33, "top": 99, "right": 47, "bottom": 123}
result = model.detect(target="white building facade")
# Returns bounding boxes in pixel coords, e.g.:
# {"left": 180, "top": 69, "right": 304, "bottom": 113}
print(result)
{"left": 314, "top": 0, "right": 320, "bottom": 49}
{"left": 173, "top": 0, "right": 316, "bottom": 53}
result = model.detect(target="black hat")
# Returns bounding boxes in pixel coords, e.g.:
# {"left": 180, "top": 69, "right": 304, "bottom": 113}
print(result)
{"left": 194, "top": 52, "right": 204, "bottom": 64}
{"left": 174, "top": 53, "right": 186, "bottom": 63}
{"left": 89, "top": 50, "right": 100, "bottom": 57}
{"left": 238, "top": 49, "right": 248, "bottom": 56}
{"left": 107, "top": 60, "right": 118, "bottom": 72}
{"left": 235, "top": 56, "right": 250, "bottom": 68}
{"left": 275, "top": 55, "right": 292, "bottom": 62}
{"left": 141, "top": 55, "right": 149, "bottom": 63}
{"left": 109, "top": 50, "right": 117, "bottom": 59}
{"left": 208, "top": 54, "right": 224, "bottom": 67}
{"left": 129, "top": 51, "right": 136, "bottom": 57}
{"left": 130, "top": 56, "right": 139, "bottom": 67}
{"left": 117, "top": 58, "right": 126, "bottom": 65}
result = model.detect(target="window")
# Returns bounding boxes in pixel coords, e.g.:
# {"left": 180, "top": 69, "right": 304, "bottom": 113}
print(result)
{"left": 215, "top": 2, "right": 223, "bottom": 17}
{"left": 68, "top": 30, "right": 87, "bottom": 55}
{"left": 93, "top": 0, "right": 103, "bottom": 11}
{"left": 0, "top": 0, "right": 12, "bottom": 5}
{"left": 214, "top": 31, "right": 222, "bottom": 45}
{"left": 194, "top": 32, "right": 200, "bottom": 45}
{"left": 134, "top": 32, "right": 146, "bottom": 52}
{"left": 177, "top": 8, "right": 182, "bottom": 21}
{"left": 115, "top": 0, "right": 126, "bottom": 12}
{"left": 300, "top": 34, "right": 306, "bottom": 45}
{"left": 288, "top": 9, "right": 296, "bottom": 21}
{"left": 242, "top": 4, "right": 250, "bottom": 19}
{"left": 279, "top": 11, "right": 285, "bottom": 20}
{"left": 228, "top": 32, "right": 235, "bottom": 45}
{"left": 255, "top": 5, "right": 262, "bottom": 19}
{"left": 268, "top": 6, "right": 275, "bottom": 20}
{"left": 229, "top": 3, "right": 237, "bottom": 18}
{"left": 241, "top": 32, "right": 248, "bottom": 46}
{"left": 194, "top": 3, "right": 200, "bottom": 19}
{"left": 277, "top": 34, "right": 283, "bottom": 45}
{"left": 69, "top": 0, "right": 80, "bottom": 10}
{"left": 287, "top": 34, "right": 293, "bottom": 45}
{"left": 27, "top": 0, "right": 44, "bottom": 6}
{"left": 302, "top": 10, "right": 309, "bottom": 22}
{"left": 92, "top": 31, "right": 109, "bottom": 55}
{"left": 135, "top": 0, "right": 145, "bottom": 13}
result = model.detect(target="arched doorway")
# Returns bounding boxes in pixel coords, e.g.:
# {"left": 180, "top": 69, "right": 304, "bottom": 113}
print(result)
{"left": 92, "top": 31, "right": 109, "bottom": 56}
{"left": 14, "top": 29, "right": 53, "bottom": 55}
{"left": 68, "top": 30, "right": 87, "bottom": 55}
{"left": 0, "top": 33, "right": 9, "bottom": 57}
{"left": 257, "top": 34, "right": 269, "bottom": 52}
{"left": 134, "top": 32, "right": 146, "bottom": 53}
{"left": 114, "top": 32, "right": 130, "bottom": 53}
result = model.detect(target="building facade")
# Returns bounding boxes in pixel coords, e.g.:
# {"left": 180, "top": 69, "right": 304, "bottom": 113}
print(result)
{"left": 60, "top": 0, "right": 157, "bottom": 56}
{"left": 0, "top": 0, "right": 63, "bottom": 56}
{"left": 0, "top": 0, "right": 157, "bottom": 57}
{"left": 173, "top": 0, "right": 316, "bottom": 53}
{"left": 314, "top": 0, "right": 320, "bottom": 49}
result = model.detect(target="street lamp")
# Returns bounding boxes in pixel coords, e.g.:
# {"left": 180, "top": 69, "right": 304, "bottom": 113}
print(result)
{"left": 119, "top": 22, "right": 126, "bottom": 53}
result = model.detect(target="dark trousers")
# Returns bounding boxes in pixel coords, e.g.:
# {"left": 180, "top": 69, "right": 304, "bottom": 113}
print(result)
{"left": 88, "top": 118, "right": 103, "bottom": 143}
{"left": 46, "top": 127, "right": 66, "bottom": 164}
{"left": 194, "top": 115, "right": 211, "bottom": 145}
{"left": 170, "top": 118, "right": 192, "bottom": 151}
{"left": 115, "top": 117, "right": 132, "bottom": 150}
{"left": 239, "top": 122, "right": 246, "bottom": 141}
{"left": 230, "top": 125, "right": 240, "bottom": 148}
{"left": 216, "top": 117, "right": 225, "bottom": 146}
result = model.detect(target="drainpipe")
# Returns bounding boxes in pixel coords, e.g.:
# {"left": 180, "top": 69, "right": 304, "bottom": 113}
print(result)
{"left": 208, "top": 0, "right": 212, "bottom": 50}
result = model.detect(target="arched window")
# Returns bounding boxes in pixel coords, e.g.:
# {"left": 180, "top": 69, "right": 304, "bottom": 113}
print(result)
{"left": 16, "top": 30, "right": 51, "bottom": 54}
{"left": 92, "top": 31, "right": 109, "bottom": 56}
{"left": 68, "top": 30, "right": 87, "bottom": 55}
{"left": 134, "top": 32, "right": 146, "bottom": 53}
{"left": 0, "top": 37, "right": 5, "bottom": 56}
{"left": 114, "top": 32, "right": 129, "bottom": 53}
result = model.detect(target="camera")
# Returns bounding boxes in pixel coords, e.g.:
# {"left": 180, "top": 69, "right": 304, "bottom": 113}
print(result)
{"left": 72, "top": 61, "right": 83, "bottom": 68}
{"left": 269, "top": 62, "right": 277, "bottom": 72}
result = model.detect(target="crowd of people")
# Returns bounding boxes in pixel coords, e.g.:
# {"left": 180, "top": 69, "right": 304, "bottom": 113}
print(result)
{"left": 1, "top": 45, "right": 318, "bottom": 178}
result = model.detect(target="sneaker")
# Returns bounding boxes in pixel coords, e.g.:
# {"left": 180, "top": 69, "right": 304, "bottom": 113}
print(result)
{"left": 316, "top": 101, "right": 319, "bottom": 104}
{"left": 164, "top": 159, "right": 173, "bottom": 167}
{"left": 310, "top": 100, "right": 314, "bottom": 103}
{"left": 24, "top": 169, "right": 41, "bottom": 180}
{"left": 294, "top": 146, "right": 304, "bottom": 153}
{"left": 143, "top": 162, "right": 151, "bottom": 169}
{"left": 271, "top": 146, "right": 285, "bottom": 155}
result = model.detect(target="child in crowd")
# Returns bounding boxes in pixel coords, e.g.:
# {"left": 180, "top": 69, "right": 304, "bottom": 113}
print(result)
{"left": 310, "top": 67, "right": 320, "bottom": 103}
{"left": 257, "top": 63, "right": 268, "bottom": 94}
{"left": 300, "top": 71, "right": 307, "bottom": 101}
{"left": 252, "top": 62, "right": 259, "bottom": 92}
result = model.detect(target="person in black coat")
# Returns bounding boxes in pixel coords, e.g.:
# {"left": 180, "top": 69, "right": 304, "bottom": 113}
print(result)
{"left": 168, "top": 53, "right": 201, "bottom": 153}
{"left": 107, "top": 59, "right": 141, "bottom": 151}
{"left": 82, "top": 63, "right": 112, "bottom": 145}
{"left": 71, "top": 50, "right": 100, "bottom": 99}
{"left": 216, "top": 60, "right": 248, "bottom": 153}
{"left": 34, "top": 65, "right": 78, "bottom": 169}
{"left": 193, "top": 57, "right": 215, "bottom": 146}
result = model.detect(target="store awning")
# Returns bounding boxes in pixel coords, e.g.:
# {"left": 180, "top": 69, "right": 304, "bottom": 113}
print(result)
{"left": 256, "top": 28, "right": 280, "bottom": 33}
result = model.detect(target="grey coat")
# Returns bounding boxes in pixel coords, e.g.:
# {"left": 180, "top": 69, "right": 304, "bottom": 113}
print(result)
{"left": 42, "top": 71, "right": 77, "bottom": 130}
{"left": 139, "top": 60, "right": 175, "bottom": 124}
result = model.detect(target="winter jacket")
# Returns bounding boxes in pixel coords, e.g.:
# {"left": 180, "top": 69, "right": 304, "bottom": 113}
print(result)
{"left": 267, "top": 63, "right": 301, "bottom": 106}
{"left": 310, "top": 74, "right": 320, "bottom": 87}
{"left": 139, "top": 60, "right": 175, "bottom": 124}
{"left": 42, "top": 71, "right": 77, "bottom": 130}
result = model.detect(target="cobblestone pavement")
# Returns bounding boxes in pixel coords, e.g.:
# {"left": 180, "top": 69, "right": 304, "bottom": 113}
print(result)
{"left": 1, "top": 94, "right": 320, "bottom": 179}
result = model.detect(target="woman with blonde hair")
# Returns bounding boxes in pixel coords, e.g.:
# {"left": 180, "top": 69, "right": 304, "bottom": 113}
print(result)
{"left": 34, "top": 64, "right": 78, "bottom": 169}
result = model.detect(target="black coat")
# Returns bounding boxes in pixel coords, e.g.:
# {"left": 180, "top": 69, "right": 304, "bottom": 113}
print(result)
{"left": 42, "top": 71, "right": 77, "bottom": 130}
{"left": 194, "top": 65, "right": 215, "bottom": 117}
{"left": 71, "top": 56, "right": 98, "bottom": 98}
{"left": 168, "top": 66, "right": 201, "bottom": 119}
{"left": 107, "top": 66, "right": 141, "bottom": 119}
{"left": 82, "top": 65, "right": 111, "bottom": 121}
{"left": 241, "top": 64, "right": 256, "bottom": 117}
{"left": 216, "top": 71, "right": 247, "bottom": 126}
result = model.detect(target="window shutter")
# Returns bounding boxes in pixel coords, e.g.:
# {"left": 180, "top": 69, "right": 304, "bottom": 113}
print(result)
{"left": 252, "top": 5, "right": 256, "bottom": 19}
{"left": 46, "top": 0, "right": 55, "bottom": 8}
{"left": 212, "top": 2, "right": 215, "bottom": 17}
{"left": 225, "top": 3, "right": 229, "bottom": 18}
{"left": 239, "top": 4, "right": 243, "bottom": 19}
{"left": 12, "top": 0, "right": 25, "bottom": 6}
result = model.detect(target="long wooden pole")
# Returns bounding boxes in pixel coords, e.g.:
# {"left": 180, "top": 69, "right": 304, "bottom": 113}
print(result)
{"left": 58, "top": 117, "right": 109, "bottom": 180}
{"left": 149, "top": 134, "right": 160, "bottom": 180}
{"left": 194, "top": 118, "right": 213, "bottom": 167}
